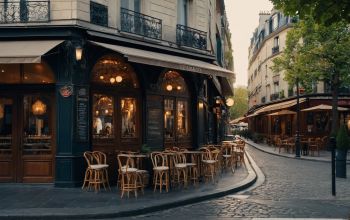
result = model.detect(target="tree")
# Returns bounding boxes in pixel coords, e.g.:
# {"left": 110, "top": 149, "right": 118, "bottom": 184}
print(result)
{"left": 271, "top": 17, "right": 350, "bottom": 135}
{"left": 229, "top": 86, "right": 248, "bottom": 119}
{"left": 270, "top": 0, "right": 350, "bottom": 25}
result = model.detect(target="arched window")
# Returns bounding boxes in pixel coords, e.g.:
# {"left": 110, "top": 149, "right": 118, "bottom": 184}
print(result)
{"left": 91, "top": 55, "right": 139, "bottom": 88}
{"left": 160, "top": 70, "right": 188, "bottom": 95}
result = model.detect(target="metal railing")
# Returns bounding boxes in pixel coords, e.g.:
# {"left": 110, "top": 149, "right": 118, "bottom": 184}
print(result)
{"left": 121, "top": 8, "right": 162, "bottom": 40}
{"left": 0, "top": 1, "right": 49, "bottom": 23}
{"left": 176, "top": 24, "right": 207, "bottom": 51}
{"left": 90, "top": 1, "right": 108, "bottom": 27}
{"left": 270, "top": 93, "right": 279, "bottom": 101}
{"left": 272, "top": 46, "right": 279, "bottom": 54}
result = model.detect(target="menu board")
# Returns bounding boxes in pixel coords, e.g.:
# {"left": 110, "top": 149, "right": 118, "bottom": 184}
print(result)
{"left": 76, "top": 87, "right": 89, "bottom": 142}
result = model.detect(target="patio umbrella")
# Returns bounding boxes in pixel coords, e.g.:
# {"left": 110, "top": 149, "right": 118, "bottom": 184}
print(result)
{"left": 268, "top": 109, "right": 296, "bottom": 116}
{"left": 301, "top": 104, "right": 349, "bottom": 112}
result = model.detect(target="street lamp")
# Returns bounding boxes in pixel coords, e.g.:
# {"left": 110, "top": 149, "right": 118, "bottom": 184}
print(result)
{"left": 295, "top": 77, "right": 301, "bottom": 158}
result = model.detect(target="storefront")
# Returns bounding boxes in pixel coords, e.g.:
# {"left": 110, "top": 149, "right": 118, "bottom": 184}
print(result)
{"left": 0, "top": 39, "right": 234, "bottom": 186}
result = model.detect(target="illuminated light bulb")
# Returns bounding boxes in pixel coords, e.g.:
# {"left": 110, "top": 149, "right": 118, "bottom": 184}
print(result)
{"left": 115, "top": 75, "right": 123, "bottom": 83}
{"left": 105, "top": 109, "right": 109, "bottom": 114}
{"left": 177, "top": 86, "right": 182, "bottom": 90}
{"left": 1, "top": 69, "right": 4, "bottom": 73}
{"left": 95, "top": 110, "right": 99, "bottom": 115}
{"left": 166, "top": 85, "right": 173, "bottom": 91}
{"left": 226, "top": 98, "right": 235, "bottom": 107}
{"left": 99, "top": 75, "right": 104, "bottom": 80}
{"left": 198, "top": 102, "right": 204, "bottom": 109}
{"left": 110, "top": 77, "right": 115, "bottom": 84}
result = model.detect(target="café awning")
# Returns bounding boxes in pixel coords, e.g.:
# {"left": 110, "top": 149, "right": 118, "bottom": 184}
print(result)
{"left": 301, "top": 104, "right": 349, "bottom": 112}
{"left": 254, "top": 98, "right": 306, "bottom": 115}
{"left": 0, "top": 40, "right": 64, "bottom": 64}
{"left": 89, "top": 41, "right": 235, "bottom": 80}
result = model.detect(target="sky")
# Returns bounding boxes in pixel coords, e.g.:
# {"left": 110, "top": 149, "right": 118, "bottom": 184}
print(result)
{"left": 225, "top": 0, "right": 273, "bottom": 87}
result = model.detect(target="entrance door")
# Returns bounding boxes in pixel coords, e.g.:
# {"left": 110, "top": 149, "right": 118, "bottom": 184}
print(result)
{"left": 0, "top": 94, "right": 55, "bottom": 183}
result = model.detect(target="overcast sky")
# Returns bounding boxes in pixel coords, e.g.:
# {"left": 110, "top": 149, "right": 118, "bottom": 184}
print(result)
{"left": 225, "top": 0, "right": 273, "bottom": 87}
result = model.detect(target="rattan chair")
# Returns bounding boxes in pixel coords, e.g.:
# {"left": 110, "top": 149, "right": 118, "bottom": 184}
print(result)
{"left": 151, "top": 152, "right": 170, "bottom": 193}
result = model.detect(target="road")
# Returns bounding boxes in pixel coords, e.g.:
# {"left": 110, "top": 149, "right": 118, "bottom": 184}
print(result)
{"left": 127, "top": 146, "right": 350, "bottom": 219}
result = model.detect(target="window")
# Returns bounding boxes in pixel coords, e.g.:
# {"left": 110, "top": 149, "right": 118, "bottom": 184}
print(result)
{"left": 177, "top": 100, "right": 189, "bottom": 138}
{"left": 93, "top": 95, "right": 114, "bottom": 139}
{"left": 90, "top": 1, "right": 108, "bottom": 27}
{"left": 274, "top": 36, "right": 279, "bottom": 47}
{"left": 91, "top": 56, "right": 139, "bottom": 88}
{"left": 177, "top": 0, "right": 188, "bottom": 26}
{"left": 0, "top": 63, "right": 55, "bottom": 84}
{"left": 164, "top": 99, "right": 175, "bottom": 139}
{"left": 0, "top": 98, "right": 13, "bottom": 155}
{"left": 121, "top": 0, "right": 141, "bottom": 12}
{"left": 121, "top": 98, "right": 137, "bottom": 138}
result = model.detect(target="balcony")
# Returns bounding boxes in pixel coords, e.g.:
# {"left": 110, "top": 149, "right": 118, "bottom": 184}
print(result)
{"left": 121, "top": 8, "right": 162, "bottom": 40}
{"left": 0, "top": 1, "right": 49, "bottom": 24}
{"left": 272, "top": 74, "right": 280, "bottom": 83}
{"left": 176, "top": 24, "right": 207, "bottom": 51}
{"left": 270, "top": 93, "right": 279, "bottom": 101}
{"left": 272, "top": 46, "right": 279, "bottom": 54}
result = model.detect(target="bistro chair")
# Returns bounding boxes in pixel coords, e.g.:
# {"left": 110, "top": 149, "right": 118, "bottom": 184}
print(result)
{"left": 151, "top": 152, "right": 170, "bottom": 193}
{"left": 172, "top": 152, "right": 188, "bottom": 188}
{"left": 221, "top": 143, "right": 236, "bottom": 173}
{"left": 200, "top": 147, "right": 217, "bottom": 183}
{"left": 184, "top": 151, "right": 200, "bottom": 186}
{"left": 82, "top": 151, "right": 110, "bottom": 192}
{"left": 117, "top": 154, "right": 144, "bottom": 198}
{"left": 308, "top": 138, "right": 321, "bottom": 156}
{"left": 92, "top": 151, "right": 111, "bottom": 191}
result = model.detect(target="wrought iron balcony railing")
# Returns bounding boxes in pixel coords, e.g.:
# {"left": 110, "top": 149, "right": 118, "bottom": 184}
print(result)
{"left": 270, "top": 93, "right": 279, "bottom": 101}
{"left": 0, "top": 1, "right": 49, "bottom": 24}
{"left": 272, "top": 46, "right": 280, "bottom": 54}
{"left": 121, "top": 8, "right": 162, "bottom": 40}
{"left": 176, "top": 24, "right": 207, "bottom": 51}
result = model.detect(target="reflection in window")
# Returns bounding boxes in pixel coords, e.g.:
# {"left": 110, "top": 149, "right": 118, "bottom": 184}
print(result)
{"left": 0, "top": 98, "right": 13, "bottom": 155}
{"left": 93, "top": 94, "right": 114, "bottom": 139}
{"left": 164, "top": 99, "right": 174, "bottom": 139}
{"left": 121, "top": 98, "right": 137, "bottom": 138}
{"left": 23, "top": 95, "right": 52, "bottom": 155}
{"left": 177, "top": 100, "right": 188, "bottom": 138}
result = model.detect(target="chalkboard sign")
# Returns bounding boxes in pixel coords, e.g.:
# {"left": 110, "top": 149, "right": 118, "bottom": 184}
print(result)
{"left": 76, "top": 87, "right": 89, "bottom": 142}
{"left": 147, "top": 108, "right": 163, "bottom": 150}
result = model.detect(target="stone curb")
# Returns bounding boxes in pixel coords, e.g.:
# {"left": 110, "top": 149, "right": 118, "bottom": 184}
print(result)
{"left": 0, "top": 151, "right": 258, "bottom": 220}
{"left": 245, "top": 138, "right": 350, "bottom": 164}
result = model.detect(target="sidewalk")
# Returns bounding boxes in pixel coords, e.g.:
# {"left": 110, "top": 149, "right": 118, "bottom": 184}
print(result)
{"left": 245, "top": 138, "right": 350, "bottom": 163}
{"left": 0, "top": 151, "right": 258, "bottom": 219}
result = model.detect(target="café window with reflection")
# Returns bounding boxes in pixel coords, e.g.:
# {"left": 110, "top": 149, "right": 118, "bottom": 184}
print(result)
{"left": 0, "top": 98, "right": 13, "bottom": 155}
{"left": 23, "top": 95, "right": 52, "bottom": 155}
{"left": 121, "top": 98, "right": 137, "bottom": 138}
{"left": 93, "top": 95, "right": 114, "bottom": 139}
{"left": 160, "top": 70, "right": 190, "bottom": 141}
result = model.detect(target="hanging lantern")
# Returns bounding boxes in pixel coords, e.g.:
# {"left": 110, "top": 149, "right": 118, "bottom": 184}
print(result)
{"left": 32, "top": 100, "right": 47, "bottom": 116}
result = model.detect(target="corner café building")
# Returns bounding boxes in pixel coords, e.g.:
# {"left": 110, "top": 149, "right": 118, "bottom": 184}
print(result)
{"left": 0, "top": 33, "right": 234, "bottom": 186}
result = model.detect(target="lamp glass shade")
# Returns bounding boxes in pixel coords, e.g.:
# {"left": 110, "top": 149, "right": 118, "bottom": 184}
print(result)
{"left": 32, "top": 100, "right": 47, "bottom": 115}
{"left": 115, "top": 75, "right": 123, "bottom": 83}
{"left": 166, "top": 84, "right": 173, "bottom": 91}
{"left": 75, "top": 47, "right": 83, "bottom": 61}
{"left": 226, "top": 98, "right": 234, "bottom": 107}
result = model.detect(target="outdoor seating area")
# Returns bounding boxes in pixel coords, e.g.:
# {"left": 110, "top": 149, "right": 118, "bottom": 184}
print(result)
{"left": 82, "top": 138, "right": 247, "bottom": 197}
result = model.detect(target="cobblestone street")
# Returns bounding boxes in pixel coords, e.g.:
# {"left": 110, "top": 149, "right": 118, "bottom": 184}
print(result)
{"left": 127, "top": 146, "right": 350, "bottom": 219}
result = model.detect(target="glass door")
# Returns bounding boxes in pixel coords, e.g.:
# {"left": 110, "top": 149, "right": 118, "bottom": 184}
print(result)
{"left": 0, "top": 97, "right": 15, "bottom": 182}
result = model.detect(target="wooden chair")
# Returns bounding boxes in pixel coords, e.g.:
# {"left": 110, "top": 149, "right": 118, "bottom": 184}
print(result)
{"left": 308, "top": 138, "right": 321, "bottom": 156}
{"left": 82, "top": 151, "right": 110, "bottom": 192}
{"left": 92, "top": 151, "right": 111, "bottom": 191}
{"left": 185, "top": 152, "right": 199, "bottom": 185}
{"left": 151, "top": 152, "right": 170, "bottom": 193}
{"left": 221, "top": 143, "right": 236, "bottom": 173}
{"left": 172, "top": 152, "right": 188, "bottom": 188}
{"left": 117, "top": 154, "right": 143, "bottom": 198}
{"left": 200, "top": 148, "right": 217, "bottom": 183}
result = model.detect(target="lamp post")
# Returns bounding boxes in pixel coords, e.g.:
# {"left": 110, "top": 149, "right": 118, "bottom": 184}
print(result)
{"left": 295, "top": 77, "right": 301, "bottom": 158}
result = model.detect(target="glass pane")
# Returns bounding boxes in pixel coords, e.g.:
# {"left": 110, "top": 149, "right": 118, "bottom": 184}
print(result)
{"left": 0, "top": 98, "right": 13, "bottom": 155}
{"left": 177, "top": 100, "right": 189, "bottom": 138}
{"left": 164, "top": 99, "right": 174, "bottom": 139}
{"left": 93, "top": 94, "right": 114, "bottom": 139}
{"left": 0, "top": 64, "right": 20, "bottom": 84}
{"left": 23, "top": 63, "right": 55, "bottom": 84}
{"left": 121, "top": 98, "right": 137, "bottom": 138}
{"left": 23, "top": 95, "right": 52, "bottom": 155}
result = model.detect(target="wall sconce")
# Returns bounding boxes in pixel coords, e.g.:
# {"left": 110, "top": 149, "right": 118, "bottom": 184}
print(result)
{"left": 32, "top": 100, "right": 47, "bottom": 116}
{"left": 215, "top": 97, "right": 221, "bottom": 104}
{"left": 198, "top": 101, "right": 204, "bottom": 109}
{"left": 75, "top": 46, "right": 83, "bottom": 61}
{"left": 226, "top": 98, "right": 234, "bottom": 107}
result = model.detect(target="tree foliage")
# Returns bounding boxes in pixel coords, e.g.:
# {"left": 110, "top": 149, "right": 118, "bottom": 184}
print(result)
{"left": 271, "top": 17, "right": 350, "bottom": 134}
{"left": 270, "top": 0, "right": 350, "bottom": 25}
{"left": 229, "top": 86, "right": 248, "bottom": 119}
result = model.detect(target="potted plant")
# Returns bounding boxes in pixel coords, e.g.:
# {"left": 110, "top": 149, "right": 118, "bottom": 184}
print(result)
{"left": 336, "top": 124, "right": 350, "bottom": 178}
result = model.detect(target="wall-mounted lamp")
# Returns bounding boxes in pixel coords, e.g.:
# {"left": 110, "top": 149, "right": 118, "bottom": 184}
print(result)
{"left": 75, "top": 46, "right": 83, "bottom": 61}
{"left": 166, "top": 84, "right": 173, "bottom": 91}
{"left": 116, "top": 75, "right": 123, "bottom": 83}
{"left": 198, "top": 101, "right": 204, "bottom": 109}
{"left": 226, "top": 98, "right": 234, "bottom": 107}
